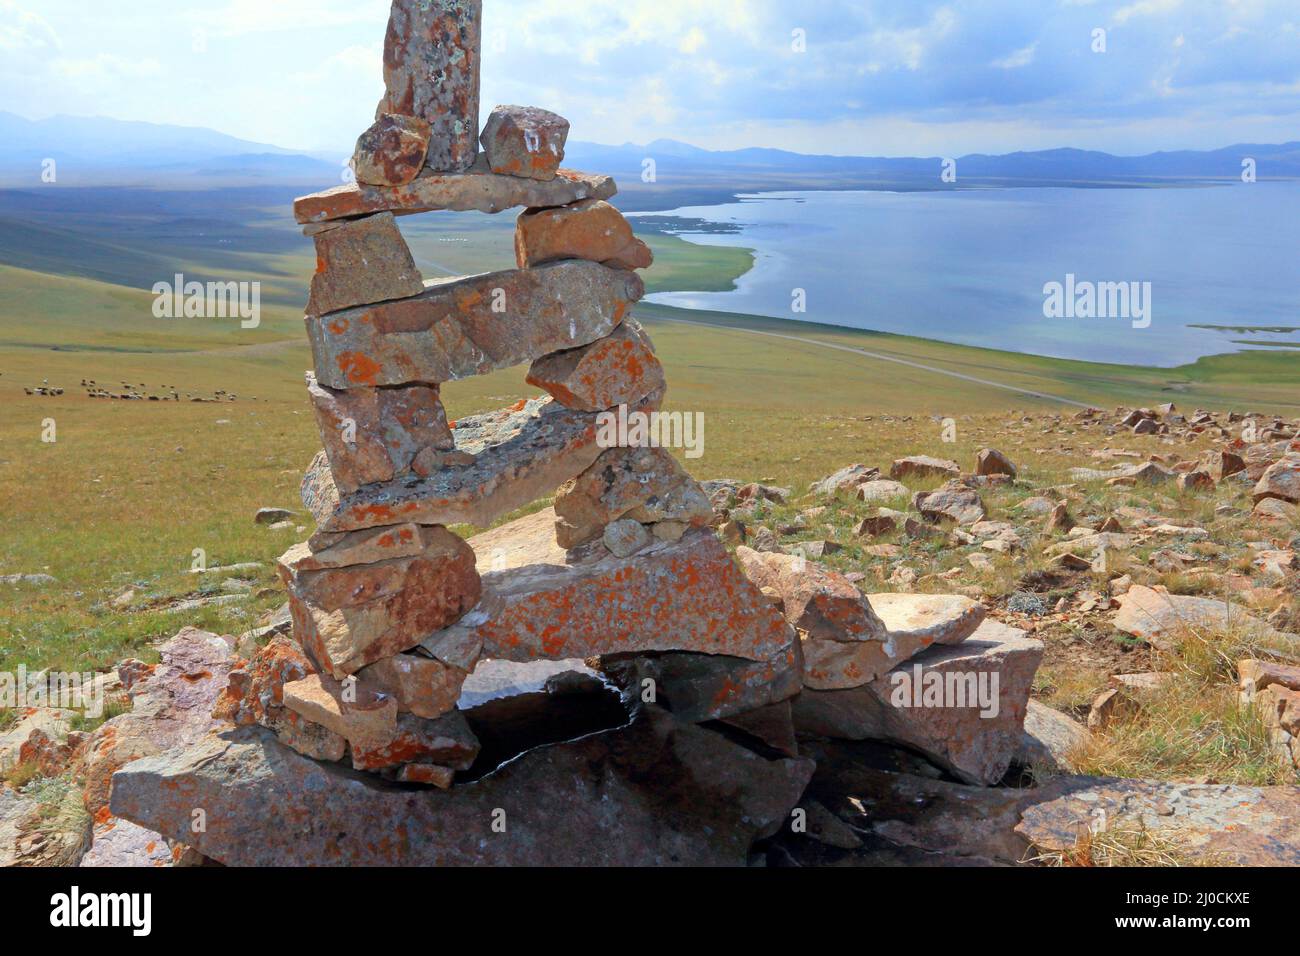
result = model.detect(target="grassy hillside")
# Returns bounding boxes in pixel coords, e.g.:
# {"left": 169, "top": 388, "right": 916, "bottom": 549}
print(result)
{"left": 0, "top": 182, "right": 1296, "bottom": 677}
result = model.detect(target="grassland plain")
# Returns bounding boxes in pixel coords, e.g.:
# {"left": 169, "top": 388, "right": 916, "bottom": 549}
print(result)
{"left": 0, "top": 200, "right": 1296, "bottom": 705}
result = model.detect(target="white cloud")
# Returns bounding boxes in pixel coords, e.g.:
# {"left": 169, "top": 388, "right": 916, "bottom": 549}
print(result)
{"left": 1113, "top": 0, "right": 1183, "bottom": 26}
{"left": 992, "top": 42, "right": 1037, "bottom": 69}
{"left": 0, "top": 0, "right": 58, "bottom": 53}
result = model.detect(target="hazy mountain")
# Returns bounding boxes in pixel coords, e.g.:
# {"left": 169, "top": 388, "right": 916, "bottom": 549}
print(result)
{"left": 2, "top": 113, "right": 1298, "bottom": 190}
{"left": 0, "top": 112, "right": 338, "bottom": 186}
{"left": 565, "top": 138, "right": 1300, "bottom": 183}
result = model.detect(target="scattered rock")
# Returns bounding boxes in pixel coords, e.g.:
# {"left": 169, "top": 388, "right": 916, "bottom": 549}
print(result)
{"left": 975, "top": 448, "right": 1016, "bottom": 478}
{"left": 890, "top": 456, "right": 960, "bottom": 481}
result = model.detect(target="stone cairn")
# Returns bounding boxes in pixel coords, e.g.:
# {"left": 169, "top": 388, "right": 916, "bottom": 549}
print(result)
{"left": 213, "top": 0, "right": 799, "bottom": 790}
{"left": 108, "top": 1, "right": 1046, "bottom": 864}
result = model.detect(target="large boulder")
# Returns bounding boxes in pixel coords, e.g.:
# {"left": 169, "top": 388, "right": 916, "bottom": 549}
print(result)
{"left": 1016, "top": 778, "right": 1300, "bottom": 866}
{"left": 304, "top": 212, "right": 424, "bottom": 317}
{"left": 305, "top": 261, "right": 642, "bottom": 390}
{"left": 423, "top": 509, "right": 795, "bottom": 665}
{"left": 81, "top": 627, "right": 236, "bottom": 817}
{"left": 110, "top": 709, "right": 814, "bottom": 866}
{"left": 792, "top": 620, "right": 1044, "bottom": 785}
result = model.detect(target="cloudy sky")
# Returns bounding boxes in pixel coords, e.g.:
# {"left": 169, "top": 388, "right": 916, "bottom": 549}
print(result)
{"left": 3, "top": 0, "right": 1299, "bottom": 157}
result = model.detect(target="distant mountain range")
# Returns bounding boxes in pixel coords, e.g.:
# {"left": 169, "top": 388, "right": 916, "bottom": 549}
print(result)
{"left": 2, "top": 112, "right": 1298, "bottom": 190}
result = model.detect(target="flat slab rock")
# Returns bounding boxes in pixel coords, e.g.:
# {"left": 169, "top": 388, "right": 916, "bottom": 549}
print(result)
{"left": 110, "top": 710, "right": 814, "bottom": 867}
{"left": 792, "top": 620, "right": 1043, "bottom": 785}
{"left": 303, "top": 391, "right": 660, "bottom": 533}
{"left": 1016, "top": 778, "right": 1300, "bottom": 866}
{"left": 295, "top": 160, "right": 617, "bottom": 223}
{"left": 307, "top": 260, "right": 642, "bottom": 390}
{"left": 420, "top": 508, "right": 795, "bottom": 665}
{"left": 1112, "top": 584, "right": 1293, "bottom": 652}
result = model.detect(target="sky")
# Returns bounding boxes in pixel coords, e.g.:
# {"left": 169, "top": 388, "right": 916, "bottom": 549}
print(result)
{"left": 2, "top": 0, "right": 1299, "bottom": 157}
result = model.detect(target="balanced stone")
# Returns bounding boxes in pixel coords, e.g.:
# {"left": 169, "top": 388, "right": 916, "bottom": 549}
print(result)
{"left": 305, "top": 212, "right": 424, "bottom": 317}
{"left": 357, "top": 653, "right": 470, "bottom": 720}
{"left": 480, "top": 105, "right": 570, "bottom": 181}
{"left": 306, "top": 261, "right": 642, "bottom": 390}
{"left": 352, "top": 113, "right": 431, "bottom": 187}
{"left": 301, "top": 391, "right": 661, "bottom": 534}
{"left": 526, "top": 320, "right": 665, "bottom": 412}
{"left": 516, "top": 198, "right": 653, "bottom": 270}
{"left": 294, "top": 160, "right": 616, "bottom": 223}
{"left": 306, "top": 375, "right": 454, "bottom": 494}
{"left": 553, "top": 446, "right": 711, "bottom": 550}
{"left": 376, "top": 0, "right": 481, "bottom": 173}
{"left": 280, "top": 526, "right": 482, "bottom": 678}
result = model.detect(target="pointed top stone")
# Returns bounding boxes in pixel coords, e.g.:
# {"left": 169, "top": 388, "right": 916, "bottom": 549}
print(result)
{"left": 377, "top": 0, "right": 483, "bottom": 173}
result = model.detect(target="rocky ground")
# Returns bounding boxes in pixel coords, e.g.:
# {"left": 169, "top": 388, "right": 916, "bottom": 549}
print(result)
{"left": 1, "top": 402, "right": 1297, "bottom": 867}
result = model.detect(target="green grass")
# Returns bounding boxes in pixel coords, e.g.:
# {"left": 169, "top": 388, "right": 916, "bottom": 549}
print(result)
{"left": 0, "top": 190, "right": 1296, "bottom": 679}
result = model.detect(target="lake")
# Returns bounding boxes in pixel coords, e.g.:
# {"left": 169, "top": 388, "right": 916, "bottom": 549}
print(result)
{"left": 636, "top": 183, "right": 1300, "bottom": 367}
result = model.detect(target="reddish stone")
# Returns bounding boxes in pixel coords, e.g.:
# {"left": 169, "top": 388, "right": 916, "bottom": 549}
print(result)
{"left": 420, "top": 508, "right": 795, "bottom": 665}
{"left": 480, "top": 105, "right": 569, "bottom": 181}
{"left": 349, "top": 710, "right": 479, "bottom": 772}
{"left": 294, "top": 163, "right": 616, "bottom": 223}
{"left": 305, "top": 260, "right": 642, "bottom": 390}
{"left": 553, "top": 445, "right": 711, "bottom": 549}
{"left": 352, "top": 113, "right": 431, "bottom": 187}
{"left": 357, "top": 653, "right": 470, "bottom": 720}
{"left": 306, "top": 374, "right": 454, "bottom": 494}
{"left": 736, "top": 548, "right": 887, "bottom": 644}
{"left": 305, "top": 212, "right": 424, "bottom": 317}
{"left": 302, "top": 391, "right": 662, "bottom": 534}
{"left": 526, "top": 321, "right": 665, "bottom": 412}
{"left": 376, "top": 0, "right": 481, "bottom": 173}
{"left": 280, "top": 527, "right": 482, "bottom": 679}
{"left": 282, "top": 673, "right": 397, "bottom": 752}
{"left": 516, "top": 199, "right": 653, "bottom": 270}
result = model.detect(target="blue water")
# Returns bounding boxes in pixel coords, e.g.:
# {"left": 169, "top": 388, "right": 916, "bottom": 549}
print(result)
{"left": 637, "top": 184, "right": 1300, "bottom": 366}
